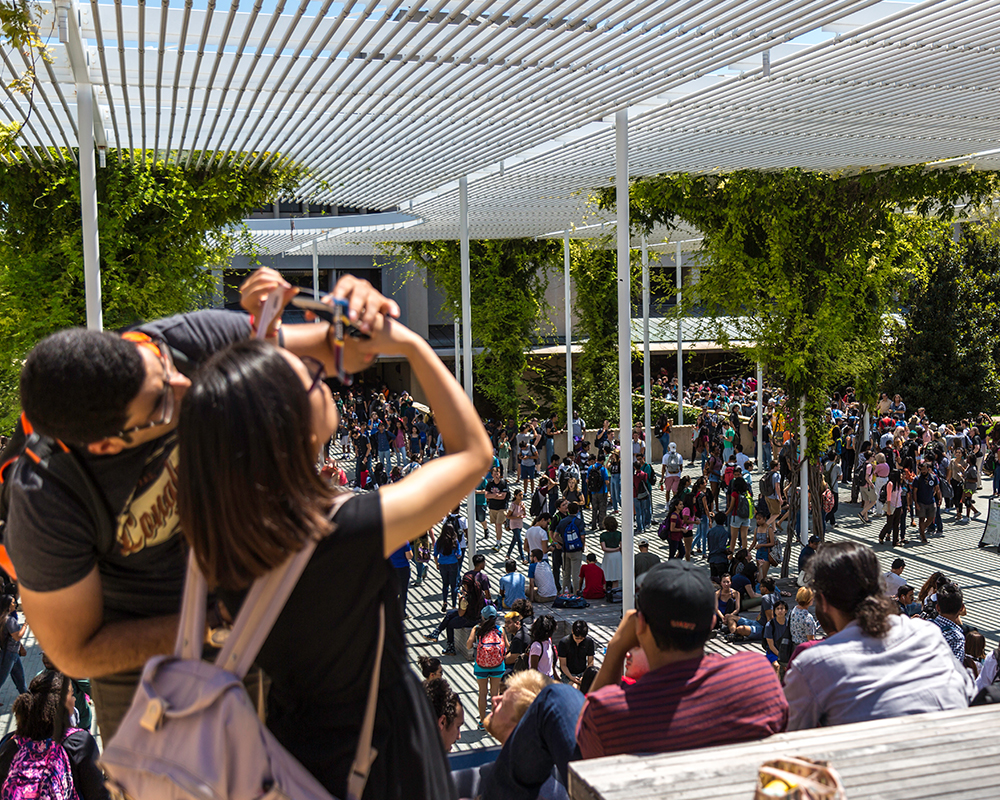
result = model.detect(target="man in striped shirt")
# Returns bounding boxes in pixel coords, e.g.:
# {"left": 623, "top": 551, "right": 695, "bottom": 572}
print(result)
{"left": 577, "top": 562, "right": 787, "bottom": 758}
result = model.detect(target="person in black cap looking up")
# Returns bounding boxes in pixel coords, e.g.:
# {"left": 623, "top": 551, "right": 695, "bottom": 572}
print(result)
{"left": 577, "top": 561, "right": 787, "bottom": 758}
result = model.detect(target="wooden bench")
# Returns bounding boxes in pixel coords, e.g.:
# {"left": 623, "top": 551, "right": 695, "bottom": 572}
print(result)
{"left": 569, "top": 704, "right": 1000, "bottom": 800}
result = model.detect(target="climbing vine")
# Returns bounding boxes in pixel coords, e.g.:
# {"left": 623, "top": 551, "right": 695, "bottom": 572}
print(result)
{"left": 382, "top": 238, "right": 561, "bottom": 419}
{"left": 0, "top": 148, "right": 303, "bottom": 430}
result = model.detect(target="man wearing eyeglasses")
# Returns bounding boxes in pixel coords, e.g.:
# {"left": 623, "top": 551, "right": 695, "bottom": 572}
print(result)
{"left": 2, "top": 268, "right": 398, "bottom": 738}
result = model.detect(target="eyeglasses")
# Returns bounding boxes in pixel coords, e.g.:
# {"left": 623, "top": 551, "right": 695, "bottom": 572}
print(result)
{"left": 116, "top": 336, "right": 177, "bottom": 440}
{"left": 300, "top": 356, "right": 327, "bottom": 394}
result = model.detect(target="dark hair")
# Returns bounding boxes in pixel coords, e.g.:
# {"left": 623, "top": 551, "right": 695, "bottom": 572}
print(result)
{"left": 530, "top": 549, "right": 545, "bottom": 562}
{"left": 177, "top": 340, "right": 337, "bottom": 590}
{"left": 603, "top": 516, "right": 618, "bottom": 532}
{"left": 773, "top": 600, "right": 788, "bottom": 613}
{"left": 897, "top": 585, "right": 914, "bottom": 599}
{"left": 477, "top": 612, "right": 499, "bottom": 639}
{"left": 572, "top": 620, "right": 589, "bottom": 638}
{"left": 472, "top": 554, "right": 486, "bottom": 568}
{"left": 20, "top": 328, "right": 145, "bottom": 445}
{"left": 936, "top": 582, "right": 964, "bottom": 615}
{"left": 760, "top": 576, "right": 776, "bottom": 593}
{"left": 918, "top": 571, "right": 947, "bottom": 602}
{"left": 966, "top": 630, "right": 986, "bottom": 661}
{"left": 510, "top": 598, "right": 533, "bottom": 620}
{"left": 806, "top": 541, "right": 895, "bottom": 638}
{"left": 567, "top": 502, "right": 580, "bottom": 515}
{"left": 714, "top": 511, "right": 727, "bottom": 525}
{"left": 530, "top": 614, "right": 556, "bottom": 643}
{"left": 586, "top": 553, "right": 597, "bottom": 562}
{"left": 423, "top": 677, "right": 461, "bottom": 726}
{"left": 13, "top": 672, "right": 70, "bottom": 742}
{"left": 417, "top": 655, "right": 441, "bottom": 679}
{"left": 505, "top": 559, "right": 517, "bottom": 573}
{"left": 891, "top": 558, "right": 905, "bottom": 570}
{"left": 579, "top": 666, "right": 600, "bottom": 694}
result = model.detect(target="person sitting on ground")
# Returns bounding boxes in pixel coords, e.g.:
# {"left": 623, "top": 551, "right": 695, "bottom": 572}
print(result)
{"left": 499, "top": 559, "right": 527, "bottom": 611}
{"left": 527, "top": 549, "right": 557, "bottom": 604}
{"left": 883, "top": 558, "right": 908, "bottom": 597}
{"left": 579, "top": 554, "right": 607, "bottom": 600}
{"left": 797, "top": 534, "right": 820, "bottom": 581}
{"left": 528, "top": 615, "right": 557, "bottom": 680}
{"left": 418, "top": 655, "right": 443, "bottom": 680}
{"left": 503, "top": 612, "right": 531, "bottom": 674}
{"left": 510, "top": 598, "right": 534, "bottom": 626}
{"left": 422, "top": 678, "right": 464, "bottom": 753}
{"left": 932, "top": 582, "right": 967, "bottom": 664}
{"left": 577, "top": 561, "right": 787, "bottom": 758}
{"left": 784, "top": 541, "right": 973, "bottom": 730}
{"left": 426, "top": 553, "right": 491, "bottom": 656}
{"left": 964, "top": 630, "right": 986, "bottom": 680}
{"left": 0, "top": 671, "right": 108, "bottom": 800}
{"left": 478, "top": 669, "right": 587, "bottom": 800}
{"left": 634, "top": 539, "right": 661, "bottom": 578}
{"left": 789, "top": 587, "right": 818, "bottom": 647}
{"left": 557, "top": 620, "right": 596, "bottom": 689}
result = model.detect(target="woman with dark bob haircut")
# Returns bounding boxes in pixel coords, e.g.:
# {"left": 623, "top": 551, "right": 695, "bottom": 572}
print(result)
{"left": 177, "top": 310, "right": 492, "bottom": 800}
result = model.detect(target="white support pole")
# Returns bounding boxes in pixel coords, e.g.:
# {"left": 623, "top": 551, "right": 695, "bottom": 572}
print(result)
{"left": 642, "top": 238, "right": 652, "bottom": 461}
{"left": 460, "top": 176, "right": 476, "bottom": 556}
{"left": 311, "top": 240, "right": 320, "bottom": 308}
{"left": 616, "top": 109, "right": 635, "bottom": 612}
{"left": 863, "top": 408, "right": 871, "bottom": 445}
{"left": 564, "top": 232, "right": 574, "bottom": 458}
{"left": 78, "top": 82, "right": 102, "bottom": 331}
{"left": 757, "top": 364, "right": 764, "bottom": 468}
{"left": 676, "top": 241, "right": 683, "bottom": 425}
{"left": 799, "top": 396, "right": 809, "bottom": 544}
{"left": 454, "top": 319, "right": 461, "bottom": 383}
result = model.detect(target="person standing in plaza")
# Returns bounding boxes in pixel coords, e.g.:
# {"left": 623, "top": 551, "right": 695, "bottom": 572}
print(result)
{"left": 634, "top": 455, "right": 655, "bottom": 533}
{"left": 485, "top": 466, "right": 510, "bottom": 552}
{"left": 588, "top": 454, "right": 610, "bottom": 530}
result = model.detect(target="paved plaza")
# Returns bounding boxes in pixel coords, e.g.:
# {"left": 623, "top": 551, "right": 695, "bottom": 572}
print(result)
{"left": 0, "top": 461, "right": 995, "bottom": 752}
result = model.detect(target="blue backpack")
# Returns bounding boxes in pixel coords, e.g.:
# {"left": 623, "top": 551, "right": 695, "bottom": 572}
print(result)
{"left": 563, "top": 518, "right": 584, "bottom": 552}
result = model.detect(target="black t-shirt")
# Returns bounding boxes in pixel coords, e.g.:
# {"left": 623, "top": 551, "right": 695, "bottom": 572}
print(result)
{"left": 556, "top": 634, "right": 595, "bottom": 675}
{"left": 5, "top": 310, "right": 249, "bottom": 623}
{"left": 220, "top": 492, "right": 453, "bottom": 800}
{"left": 486, "top": 479, "right": 509, "bottom": 510}
{"left": 509, "top": 625, "right": 531, "bottom": 657}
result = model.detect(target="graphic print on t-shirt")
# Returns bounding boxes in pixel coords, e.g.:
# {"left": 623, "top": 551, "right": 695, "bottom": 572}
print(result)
{"left": 117, "top": 443, "right": 181, "bottom": 556}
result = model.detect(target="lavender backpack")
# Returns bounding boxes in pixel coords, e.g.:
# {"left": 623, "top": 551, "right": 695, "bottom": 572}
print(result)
{"left": 101, "top": 520, "right": 384, "bottom": 800}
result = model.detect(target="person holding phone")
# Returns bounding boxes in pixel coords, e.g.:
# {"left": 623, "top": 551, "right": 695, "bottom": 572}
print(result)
{"left": 177, "top": 303, "right": 492, "bottom": 798}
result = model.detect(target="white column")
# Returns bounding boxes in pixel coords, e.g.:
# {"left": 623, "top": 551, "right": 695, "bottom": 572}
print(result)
{"left": 616, "top": 109, "right": 635, "bottom": 612}
{"left": 78, "top": 82, "right": 102, "bottom": 331}
{"left": 311, "top": 240, "right": 320, "bottom": 306}
{"left": 863, "top": 408, "right": 871, "bottom": 444}
{"left": 642, "top": 238, "right": 652, "bottom": 460}
{"left": 756, "top": 364, "right": 764, "bottom": 468}
{"left": 460, "top": 176, "right": 476, "bottom": 555}
{"left": 564, "top": 232, "right": 574, "bottom": 458}
{"left": 799, "top": 396, "right": 809, "bottom": 543}
{"left": 453, "top": 319, "right": 461, "bottom": 383}
{"left": 676, "top": 241, "right": 683, "bottom": 425}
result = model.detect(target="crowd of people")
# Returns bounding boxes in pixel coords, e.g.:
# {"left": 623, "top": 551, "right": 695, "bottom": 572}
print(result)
{"left": 0, "top": 264, "right": 997, "bottom": 800}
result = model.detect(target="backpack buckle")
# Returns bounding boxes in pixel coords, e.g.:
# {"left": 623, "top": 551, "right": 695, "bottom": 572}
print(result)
{"left": 140, "top": 697, "right": 169, "bottom": 732}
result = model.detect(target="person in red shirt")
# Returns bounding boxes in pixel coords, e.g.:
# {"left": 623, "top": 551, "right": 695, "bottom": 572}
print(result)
{"left": 577, "top": 561, "right": 787, "bottom": 758}
{"left": 579, "top": 553, "right": 606, "bottom": 600}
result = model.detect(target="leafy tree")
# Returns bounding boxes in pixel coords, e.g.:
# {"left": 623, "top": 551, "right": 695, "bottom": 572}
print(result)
{"left": 384, "top": 238, "right": 560, "bottom": 419}
{"left": 887, "top": 218, "right": 1000, "bottom": 421}
{"left": 600, "top": 165, "right": 999, "bottom": 552}
{"left": 567, "top": 237, "right": 643, "bottom": 426}
{"left": 0, "top": 148, "right": 303, "bottom": 430}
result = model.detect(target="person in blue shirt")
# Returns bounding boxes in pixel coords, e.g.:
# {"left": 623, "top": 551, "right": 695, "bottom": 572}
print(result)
{"left": 388, "top": 542, "right": 413, "bottom": 618}
{"left": 499, "top": 559, "right": 527, "bottom": 610}
{"left": 588, "top": 454, "right": 610, "bottom": 531}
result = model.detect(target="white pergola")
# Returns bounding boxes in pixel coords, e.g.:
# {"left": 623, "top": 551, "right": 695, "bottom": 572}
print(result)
{"left": 8, "top": 0, "right": 1000, "bottom": 602}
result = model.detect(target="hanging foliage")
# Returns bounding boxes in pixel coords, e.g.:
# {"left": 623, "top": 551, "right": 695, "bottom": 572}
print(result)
{"left": 0, "top": 148, "right": 303, "bottom": 430}
{"left": 383, "top": 238, "right": 560, "bottom": 419}
{"left": 599, "top": 165, "right": 1000, "bottom": 464}
{"left": 1, "top": 0, "right": 50, "bottom": 153}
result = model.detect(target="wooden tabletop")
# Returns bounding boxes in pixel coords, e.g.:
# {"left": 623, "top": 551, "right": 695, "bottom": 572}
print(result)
{"left": 569, "top": 704, "right": 1000, "bottom": 800}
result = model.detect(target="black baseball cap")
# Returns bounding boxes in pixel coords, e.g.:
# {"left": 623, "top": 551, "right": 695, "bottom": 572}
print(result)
{"left": 635, "top": 562, "right": 716, "bottom": 632}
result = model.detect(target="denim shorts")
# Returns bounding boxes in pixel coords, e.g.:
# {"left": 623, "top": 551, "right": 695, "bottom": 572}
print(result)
{"left": 738, "top": 618, "right": 763, "bottom": 637}
{"left": 730, "top": 515, "right": 751, "bottom": 528}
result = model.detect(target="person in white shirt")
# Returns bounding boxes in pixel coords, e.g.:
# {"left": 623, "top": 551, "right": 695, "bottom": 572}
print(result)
{"left": 785, "top": 542, "right": 972, "bottom": 730}
{"left": 883, "top": 557, "right": 908, "bottom": 597}
{"left": 734, "top": 445, "right": 750, "bottom": 471}
{"left": 525, "top": 516, "right": 551, "bottom": 557}
{"left": 527, "top": 549, "right": 557, "bottom": 603}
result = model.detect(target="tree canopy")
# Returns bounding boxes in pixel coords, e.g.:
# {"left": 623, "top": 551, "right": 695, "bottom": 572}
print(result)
{"left": 384, "top": 238, "right": 560, "bottom": 419}
{"left": 599, "top": 165, "right": 1000, "bottom": 458}
{"left": 0, "top": 148, "right": 302, "bottom": 430}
